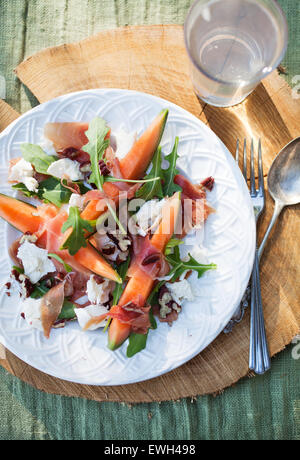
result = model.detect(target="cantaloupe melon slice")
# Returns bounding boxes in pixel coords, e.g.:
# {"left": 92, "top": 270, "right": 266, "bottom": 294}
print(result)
{"left": 0, "top": 194, "right": 43, "bottom": 234}
{"left": 0, "top": 194, "right": 121, "bottom": 283}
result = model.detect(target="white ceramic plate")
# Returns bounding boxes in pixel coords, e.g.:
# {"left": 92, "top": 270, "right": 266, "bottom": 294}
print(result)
{"left": 0, "top": 89, "right": 255, "bottom": 385}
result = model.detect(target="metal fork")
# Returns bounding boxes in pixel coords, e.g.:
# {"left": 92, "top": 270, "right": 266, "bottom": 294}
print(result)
{"left": 238, "top": 139, "right": 271, "bottom": 374}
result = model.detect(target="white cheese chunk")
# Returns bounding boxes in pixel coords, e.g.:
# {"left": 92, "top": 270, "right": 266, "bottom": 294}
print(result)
{"left": 134, "top": 199, "right": 166, "bottom": 236}
{"left": 23, "top": 177, "right": 39, "bottom": 193}
{"left": 8, "top": 158, "right": 39, "bottom": 192}
{"left": 17, "top": 241, "right": 56, "bottom": 284}
{"left": 112, "top": 129, "right": 136, "bottom": 160}
{"left": 21, "top": 297, "right": 43, "bottom": 332}
{"left": 86, "top": 276, "right": 113, "bottom": 305}
{"left": 165, "top": 279, "right": 195, "bottom": 305}
{"left": 69, "top": 193, "right": 86, "bottom": 211}
{"left": 39, "top": 137, "right": 57, "bottom": 156}
{"left": 47, "top": 158, "right": 84, "bottom": 181}
{"left": 75, "top": 304, "right": 109, "bottom": 330}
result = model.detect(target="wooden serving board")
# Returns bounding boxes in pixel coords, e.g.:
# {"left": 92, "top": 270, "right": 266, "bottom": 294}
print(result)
{"left": 0, "top": 25, "right": 299, "bottom": 403}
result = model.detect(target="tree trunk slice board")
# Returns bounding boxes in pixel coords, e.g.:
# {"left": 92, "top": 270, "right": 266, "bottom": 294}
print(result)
{"left": 0, "top": 25, "right": 298, "bottom": 403}
{"left": 0, "top": 100, "right": 20, "bottom": 132}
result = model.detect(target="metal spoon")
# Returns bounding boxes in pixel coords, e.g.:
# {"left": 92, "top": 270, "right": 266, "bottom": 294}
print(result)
{"left": 258, "top": 137, "right": 300, "bottom": 260}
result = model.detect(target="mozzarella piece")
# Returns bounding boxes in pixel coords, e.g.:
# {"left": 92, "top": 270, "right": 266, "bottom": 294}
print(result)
{"left": 69, "top": 193, "right": 86, "bottom": 211}
{"left": 134, "top": 199, "right": 166, "bottom": 237}
{"left": 21, "top": 298, "right": 43, "bottom": 332}
{"left": 23, "top": 177, "right": 39, "bottom": 192}
{"left": 47, "top": 158, "right": 84, "bottom": 181}
{"left": 39, "top": 137, "right": 57, "bottom": 156}
{"left": 165, "top": 279, "right": 195, "bottom": 305}
{"left": 112, "top": 128, "right": 136, "bottom": 160}
{"left": 17, "top": 241, "right": 56, "bottom": 284}
{"left": 86, "top": 276, "right": 113, "bottom": 305}
{"left": 75, "top": 304, "right": 109, "bottom": 330}
{"left": 8, "top": 158, "right": 39, "bottom": 192}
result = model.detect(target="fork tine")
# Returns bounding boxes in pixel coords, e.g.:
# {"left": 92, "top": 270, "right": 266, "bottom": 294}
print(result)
{"left": 250, "top": 139, "right": 256, "bottom": 196}
{"left": 243, "top": 139, "right": 247, "bottom": 181}
{"left": 258, "top": 139, "right": 264, "bottom": 196}
{"left": 235, "top": 139, "right": 240, "bottom": 164}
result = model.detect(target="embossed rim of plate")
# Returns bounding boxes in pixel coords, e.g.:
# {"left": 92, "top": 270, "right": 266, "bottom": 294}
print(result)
{"left": 0, "top": 89, "right": 255, "bottom": 385}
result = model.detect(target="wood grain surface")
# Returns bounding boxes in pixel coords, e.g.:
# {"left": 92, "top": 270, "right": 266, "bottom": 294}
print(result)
{"left": 0, "top": 25, "right": 299, "bottom": 403}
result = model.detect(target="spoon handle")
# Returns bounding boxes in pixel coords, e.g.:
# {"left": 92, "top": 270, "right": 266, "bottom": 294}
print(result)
{"left": 258, "top": 200, "right": 284, "bottom": 261}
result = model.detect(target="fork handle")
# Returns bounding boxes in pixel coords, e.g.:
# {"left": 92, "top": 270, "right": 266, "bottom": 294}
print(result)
{"left": 249, "top": 249, "right": 271, "bottom": 374}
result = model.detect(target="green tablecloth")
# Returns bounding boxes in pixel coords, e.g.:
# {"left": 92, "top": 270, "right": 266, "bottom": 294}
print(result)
{"left": 0, "top": 0, "right": 299, "bottom": 441}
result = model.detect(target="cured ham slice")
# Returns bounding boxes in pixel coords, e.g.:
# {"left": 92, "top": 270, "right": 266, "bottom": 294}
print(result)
{"left": 44, "top": 122, "right": 89, "bottom": 151}
{"left": 40, "top": 281, "right": 66, "bottom": 338}
{"left": 83, "top": 302, "right": 151, "bottom": 335}
{"left": 127, "top": 235, "right": 170, "bottom": 280}
{"left": 44, "top": 122, "right": 111, "bottom": 153}
{"left": 174, "top": 174, "right": 215, "bottom": 235}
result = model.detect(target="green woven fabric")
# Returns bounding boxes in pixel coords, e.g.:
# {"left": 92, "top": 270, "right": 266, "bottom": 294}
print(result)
{"left": 0, "top": 0, "right": 299, "bottom": 441}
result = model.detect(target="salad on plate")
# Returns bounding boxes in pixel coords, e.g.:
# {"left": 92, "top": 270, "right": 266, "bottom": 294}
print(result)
{"left": 1, "top": 109, "right": 217, "bottom": 357}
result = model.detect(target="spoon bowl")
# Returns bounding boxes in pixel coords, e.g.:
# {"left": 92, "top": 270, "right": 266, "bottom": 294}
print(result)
{"left": 258, "top": 137, "right": 300, "bottom": 260}
{"left": 268, "top": 137, "right": 300, "bottom": 205}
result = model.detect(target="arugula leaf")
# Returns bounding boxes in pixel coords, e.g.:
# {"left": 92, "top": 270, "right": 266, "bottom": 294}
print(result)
{"left": 48, "top": 253, "right": 73, "bottom": 273}
{"left": 82, "top": 117, "right": 127, "bottom": 234}
{"left": 58, "top": 300, "right": 76, "bottom": 320}
{"left": 164, "top": 238, "right": 184, "bottom": 255}
{"left": 105, "top": 176, "right": 161, "bottom": 185}
{"left": 166, "top": 246, "right": 217, "bottom": 282}
{"left": 149, "top": 308, "right": 157, "bottom": 330}
{"left": 60, "top": 207, "right": 95, "bottom": 256}
{"left": 136, "top": 147, "right": 164, "bottom": 201}
{"left": 13, "top": 177, "right": 89, "bottom": 208}
{"left": 82, "top": 117, "right": 110, "bottom": 190}
{"left": 112, "top": 256, "right": 131, "bottom": 305}
{"left": 126, "top": 310, "right": 157, "bottom": 358}
{"left": 162, "top": 137, "right": 182, "bottom": 196}
{"left": 12, "top": 265, "right": 24, "bottom": 275}
{"left": 21, "top": 143, "right": 57, "bottom": 174}
{"left": 12, "top": 183, "right": 38, "bottom": 198}
{"left": 127, "top": 332, "right": 148, "bottom": 358}
{"left": 39, "top": 177, "right": 72, "bottom": 207}
{"left": 31, "top": 279, "right": 52, "bottom": 299}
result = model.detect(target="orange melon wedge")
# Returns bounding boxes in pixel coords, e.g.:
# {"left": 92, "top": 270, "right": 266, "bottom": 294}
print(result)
{"left": 119, "top": 109, "right": 169, "bottom": 180}
{"left": 0, "top": 194, "right": 43, "bottom": 234}
{"left": 0, "top": 194, "right": 121, "bottom": 283}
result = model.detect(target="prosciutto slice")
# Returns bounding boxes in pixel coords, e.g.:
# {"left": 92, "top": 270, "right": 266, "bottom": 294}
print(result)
{"left": 40, "top": 281, "right": 66, "bottom": 338}
{"left": 109, "top": 303, "right": 151, "bottom": 334}
{"left": 44, "top": 122, "right": 89, "bottom": 151}
{"left": 83, "top": 302, "right": 151, "bottom": 335}
{"left": 128, "top": 235, "right": 170, "bottom": 280}
{"left": 174, "top": 174, "right": 215, "bottom": 235}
